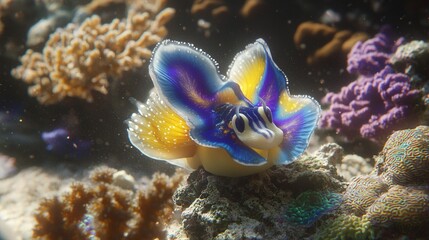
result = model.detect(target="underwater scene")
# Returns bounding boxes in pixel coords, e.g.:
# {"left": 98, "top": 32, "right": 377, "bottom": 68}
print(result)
{"left": 0, "top": 0, "right": 429, "bottom": 239}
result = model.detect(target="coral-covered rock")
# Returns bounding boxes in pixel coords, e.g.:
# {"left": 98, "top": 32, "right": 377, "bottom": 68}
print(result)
{"left": 374, "top": 125, "right": 429, "bottom": 186}
{"left": 169, "top": 143, "right": 345, "bottom": 240}
{"left": 389, "top": 40, "right": 429, "bottom": 71}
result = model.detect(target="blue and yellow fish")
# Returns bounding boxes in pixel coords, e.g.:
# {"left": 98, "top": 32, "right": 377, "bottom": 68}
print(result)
{"left": 127, "top": 39, "right": 320, "bottom": 177}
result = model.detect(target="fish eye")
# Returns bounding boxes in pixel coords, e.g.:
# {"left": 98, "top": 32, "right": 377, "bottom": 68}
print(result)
{"left": 232, "top": 114, "right": 247, "bottom": 133}
{"left": 264, "top": 106, "right": 272, "bottom": 123}
{"left": 258, "top": 106, "right": 273, "bottom": 123}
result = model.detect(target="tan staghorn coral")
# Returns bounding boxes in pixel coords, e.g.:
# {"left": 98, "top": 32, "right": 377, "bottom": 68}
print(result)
{"left": 12, "top": 5, "right": 175, "bottom": 104}
{"left": 32, "top": 166, "right": 186, "bottom": 240}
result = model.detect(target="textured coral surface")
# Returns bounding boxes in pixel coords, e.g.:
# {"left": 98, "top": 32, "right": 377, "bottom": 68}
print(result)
{"left": 169, "top": 143, "right": 345, "bottom": 240}
{"left": 331, "top": 126, "right": 429, "bottom": 238}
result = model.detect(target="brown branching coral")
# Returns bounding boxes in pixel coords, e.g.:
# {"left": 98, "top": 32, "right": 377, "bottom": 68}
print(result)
{"left": 294, "top": 21, "right": 368, "bottom": 66}
{"left": 12, "top": 3, "right": 175, "bottom": 104}
{"left": 191, "top": 0, "right": 266, "bottom": 21}
{"left": 33, "top": 167, "right": 186, "bottom": 240}
{"left": 128, "top": 172, "right": 185, "bottom": 239}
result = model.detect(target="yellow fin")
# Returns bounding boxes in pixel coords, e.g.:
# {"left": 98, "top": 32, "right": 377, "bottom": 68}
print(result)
{"left": 227, "top": 41, "right": 266, "bottom": 102}
{"left": 127, "top": 90, "right": 197, "bottom": 163}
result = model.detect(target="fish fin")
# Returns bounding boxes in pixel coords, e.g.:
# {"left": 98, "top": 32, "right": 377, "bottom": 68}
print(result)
{"left": 150, "top": 40, "right": 243, "bottom": 127}
{"left": 270, "top": 91, "right": 320, "bottom": 164}
{"left": 227, "top": 38, "right": 287, "bottom": 108}
{"left": 229, "top": 39, "right": 320, "bottom": 164}
{"left": 127, "top": 90, "right": 197, "bottom": 162}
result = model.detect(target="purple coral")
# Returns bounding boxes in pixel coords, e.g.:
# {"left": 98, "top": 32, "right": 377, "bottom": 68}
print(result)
{"left": 41, "top": 128, "right": 91, "bottom": 158}
{"left": 347, "top": 26, "right": 404, "bottom": 76}
{"left": 320, "top": 28, "right": 421, "bottom": 141}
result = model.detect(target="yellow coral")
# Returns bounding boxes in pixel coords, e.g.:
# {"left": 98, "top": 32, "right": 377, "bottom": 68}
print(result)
{"left": 12, "top": 4, "right": 175, "bottom": 104}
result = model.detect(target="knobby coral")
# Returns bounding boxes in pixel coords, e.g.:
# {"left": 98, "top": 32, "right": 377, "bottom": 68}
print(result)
{"left": 320, "top": 27, "right": 422, "bottom": 141}
{"left": 32, "top": 167, "right": 185, "bottom": 240}
{"left": 12, "top": 4, "right": 175, "bottom": 104}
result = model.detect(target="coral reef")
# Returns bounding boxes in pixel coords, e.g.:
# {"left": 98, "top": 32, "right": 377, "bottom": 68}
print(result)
{"left": 33, "top": 166, "right": 186, "bottom": 240}
{"left": 11, "top": 3, "right": 175, "bottom": 104}
{"left": 168, "top": 143, "right": 345, "bottom": 240}
{"left": 293, "top": 21, "right": 368, "bottom": 66}
{"left": 331, "top": 126, "right": 429, "bottom": 238}
{"left": 320, "top": 28, "right": 423, "bottom": 141}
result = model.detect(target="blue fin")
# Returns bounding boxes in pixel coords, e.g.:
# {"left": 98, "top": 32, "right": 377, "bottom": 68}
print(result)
{"left": 150, "top": 40, "right": 266, "bottom": 166}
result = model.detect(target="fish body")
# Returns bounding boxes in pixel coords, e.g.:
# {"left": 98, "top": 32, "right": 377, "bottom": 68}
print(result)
{"left": 128, "top": 39, "right": 320, "bottom": 177}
